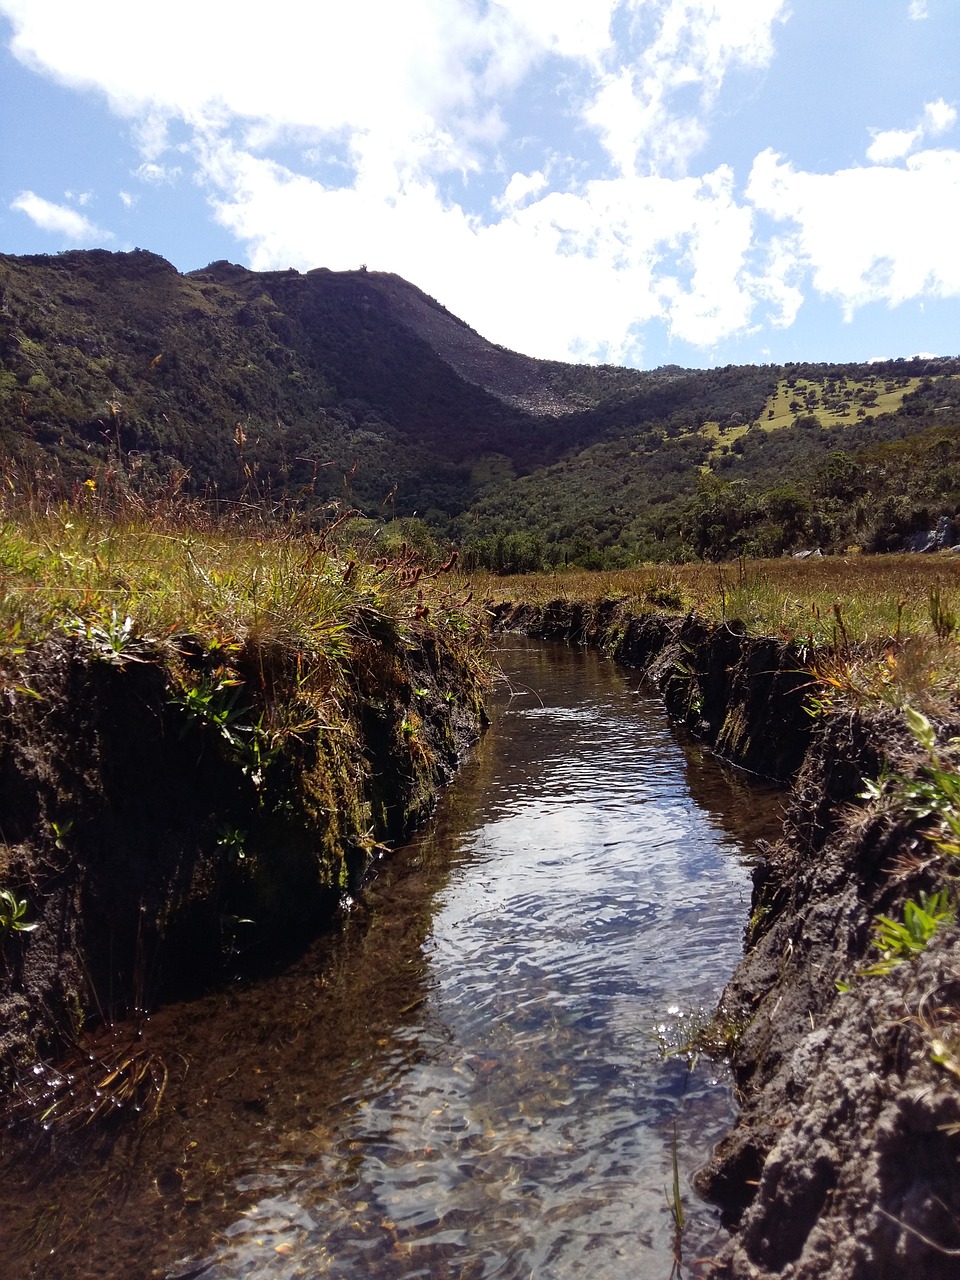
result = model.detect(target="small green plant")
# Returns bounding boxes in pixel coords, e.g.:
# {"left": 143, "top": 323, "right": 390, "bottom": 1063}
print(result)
{"left": 71, "top": 610, "right": 144, "bottom": 664}
{"left": 173, "top": 678, "right": 282, "bottom": 786}
{"left": 216, "top": 825, "right": 248, "bottom": 860}
{"left": 0, "top": 889, "right": 38, "bottom": 935}
{"left": 748, "top": 899, "right": 772, "bottom": 940}
{"left": 239, "top": 719, "right": 283, "bottom": 789}
{"left": 644, "top": 575, "right": 684, "bottom": 610}
{"left": 865, "top": 707, "right": 960, "bottom": 857}
{"left": 861, "top": 890, "right": 955, "bottom": 976}
{"left": 174, "top": 676, "right": 255, "bottom": 755}
{"left": 665, "top": 1122, "right": 684, "bottom": 1233}
{"left": 929, "top": 585, "right": 957, "bottom": 643}
{"left": 50, "top": 819, "right": 73, "bottom": 850}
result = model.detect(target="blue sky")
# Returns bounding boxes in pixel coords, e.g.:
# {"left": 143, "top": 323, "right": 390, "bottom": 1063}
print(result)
{"left": 1, "top": 1, "right": 958, "bottom": 370}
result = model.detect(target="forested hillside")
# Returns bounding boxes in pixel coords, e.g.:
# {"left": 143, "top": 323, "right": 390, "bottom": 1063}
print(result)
{"left": 1, "top": 249, "right": 958, "bottom": 564}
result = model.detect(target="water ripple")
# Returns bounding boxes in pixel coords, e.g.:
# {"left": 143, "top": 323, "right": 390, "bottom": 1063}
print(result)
{"left": 164, "top": 641, "right": 780, "bottom": 1280}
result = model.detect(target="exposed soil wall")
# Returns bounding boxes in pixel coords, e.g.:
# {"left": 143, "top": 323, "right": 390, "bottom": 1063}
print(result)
{"left": 490, "top": 597, "right": 960, "bottom": 1279}
{"left": 0, "top": 626, "right": 486, "bottom": 1089}
{"left": 701, "top": 709, "right": 960, "bottom": 1279}
{"left": 488, "top": 599, "right": 813, "bottom": 780}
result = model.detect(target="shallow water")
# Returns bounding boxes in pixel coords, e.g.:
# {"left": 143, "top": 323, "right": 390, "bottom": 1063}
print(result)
{"left": 1, "top": 640, "right": 782, "bottom": 1280}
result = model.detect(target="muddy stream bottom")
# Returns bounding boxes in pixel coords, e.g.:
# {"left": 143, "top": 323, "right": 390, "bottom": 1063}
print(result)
{"left": 0, "top": 640, "right": 783, "bottom": 1280}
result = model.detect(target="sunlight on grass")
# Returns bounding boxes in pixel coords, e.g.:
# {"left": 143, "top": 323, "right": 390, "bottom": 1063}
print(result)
{"left": 475, "top": 556, "right": 960, "bottom": 712}
{"left": 0, "top": 489, "right": 487, "bottom": 773}
{"left": 0, "top": 505, "right": 475, "bottom": 656}
{"left": 759, "top": 375, "right": 922, "bottom": 432}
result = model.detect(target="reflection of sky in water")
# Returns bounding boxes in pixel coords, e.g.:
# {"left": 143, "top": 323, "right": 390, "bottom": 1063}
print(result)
{"left": 172, "top": 642, "right": 776, "bottom": 1280}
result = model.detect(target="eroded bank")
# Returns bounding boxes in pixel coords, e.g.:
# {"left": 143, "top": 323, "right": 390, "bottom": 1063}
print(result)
{"left": 0, "top": 620, "right": 486, "bottom": 1090}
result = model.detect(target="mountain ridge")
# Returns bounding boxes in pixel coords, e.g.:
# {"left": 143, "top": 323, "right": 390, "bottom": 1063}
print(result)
{"left": 2, "top": 248, "right": 958, "bottom": 562}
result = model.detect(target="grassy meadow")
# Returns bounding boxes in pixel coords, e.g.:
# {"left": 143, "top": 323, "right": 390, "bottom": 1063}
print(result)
{"left": 477, "top": 555, "right": 960, "bottom": 713}
{"left": 699, "top": 374, "right": 923, "bottom": 463}
{"left": 0, "top": 486, "right": 487, "bottom": 771}
{"left": 2, "top": 464, "right": 958, "bottom": 719}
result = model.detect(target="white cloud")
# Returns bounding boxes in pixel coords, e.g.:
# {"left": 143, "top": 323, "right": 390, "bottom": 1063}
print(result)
{"left": 200, "top": 135, "right": 782, "bottom": 361}
{"left": 2, "top": 0, "right": 957, "bottom": 363}
{"left": 498, "top": 169, "right": 549, "bottom": 210}
{"left": 909, "top": 1, "right": 928, "bottom": 18}
{"left": 0, "top": 0, "right": 798, "bottom": 359}
{"left": 119, "top": 190, "right": 134, "bottom": 208}
{"left": 1, "top": 1, "right": 550, "bottom": 178}
{"left": 867, "top": 99, "right": 958, "bottom": 165}
{"left": 0, "top": 1, "right": 788, "bottom": 187}
{"left": 134, "top": 161, "right": 182, "bottom": 185}
{"left": 133, "top": 113, "right": 174, "bottom": 163}
{"left": 10, "top": 190, "right": 109, "bottom": 241}
{"left": 866, "top": 128, "right": 922, "bottom": 164}
{"left": 584, "top": 0, "right": 789, "bottom": 176}
{"left": 747, "top": 147, "right": 960, "bottom": 316}
{"left": 924, "top": 98, "right": 958, "bottom": 135}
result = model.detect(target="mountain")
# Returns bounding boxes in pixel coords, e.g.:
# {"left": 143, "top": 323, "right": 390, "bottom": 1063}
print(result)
{"left": 0, "top": 249, "right": 539, "bottom": 518}
{"left": 1, "top": 249, "right": 958, "bottom": 562}
{"left": 332, "top": 269, "right": 668, "bottom": 415}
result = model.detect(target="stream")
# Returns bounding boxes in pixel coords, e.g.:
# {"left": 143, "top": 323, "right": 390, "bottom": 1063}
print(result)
{"left": 1, "top": 639, "right": 783, "bottom": 1280}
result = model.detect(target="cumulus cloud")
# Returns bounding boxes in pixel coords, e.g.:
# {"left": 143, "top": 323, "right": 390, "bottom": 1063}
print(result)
{"left": 497, "top": 169, "right": 549, "bottom": 210}
{"left": 585, "top": 0, "right": 789, "bottom": 176}
{"left": 1, "top": 0, "right": 550, "bottom": 175}
{"left": 0, "top": 2, "right": 787, "bottom": 187}
{"left": 0, "top": 0, "right": 797, "bottom": 358}
{"left": 747, "top": 147, "right": 960, "bottom": 316}
{"left": 10, "top": 189, "right": 108, "bottom": 241}
{"left": 867, "top": 99, "right": 958, "bottom": 163}
{"left": 909, "top": 1, "right": 928, "bottom": 19}
{"left": 200, "top": 134, "right": 781, "bottom": 362}
{"left": 924, "top": 98, "right": 958, "bottom": 135}
{"left": 866, "top": 128, "right": 922, "bottom": 164}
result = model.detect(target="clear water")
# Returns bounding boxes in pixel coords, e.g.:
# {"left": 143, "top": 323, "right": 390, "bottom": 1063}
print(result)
{"left": 0, "top": 640, "right": 782, "bottom": 1280}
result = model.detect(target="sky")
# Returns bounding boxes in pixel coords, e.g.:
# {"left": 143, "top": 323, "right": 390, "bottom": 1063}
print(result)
{"left": 1, "top": 0, "right": 958, "bottom": 370}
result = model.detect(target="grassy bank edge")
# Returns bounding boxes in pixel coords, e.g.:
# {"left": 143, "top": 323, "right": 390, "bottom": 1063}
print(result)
{"left": 0, "top": 509, "right": 490, "bottom": 1120}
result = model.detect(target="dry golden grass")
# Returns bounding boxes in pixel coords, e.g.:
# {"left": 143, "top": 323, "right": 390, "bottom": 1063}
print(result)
{"left": 0, "top": 504, "right": 475, "bottom": 657}
{"left": 0, "top": 498, "right": 486, "bottom": 771}
{"left": 475, "top": 556, "right": 957, "bottom": 636}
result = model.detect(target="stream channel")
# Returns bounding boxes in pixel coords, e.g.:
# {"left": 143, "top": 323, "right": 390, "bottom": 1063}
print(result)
{"left": 2, "top": 639, "right": 783, "bottom": 1280}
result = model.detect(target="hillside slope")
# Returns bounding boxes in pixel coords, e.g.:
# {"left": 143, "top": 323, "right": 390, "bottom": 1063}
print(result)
{"left": 1, "top": 249, "right": 958, "bottom": 560}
